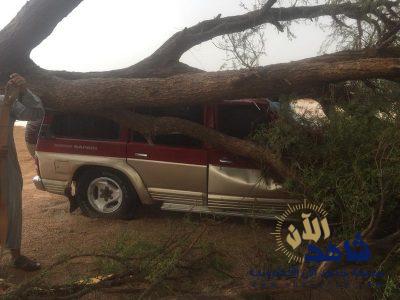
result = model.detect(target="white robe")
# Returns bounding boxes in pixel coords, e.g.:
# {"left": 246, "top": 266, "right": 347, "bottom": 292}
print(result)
{"left": 0, "top": 90, "right": 44, "bottom": 250}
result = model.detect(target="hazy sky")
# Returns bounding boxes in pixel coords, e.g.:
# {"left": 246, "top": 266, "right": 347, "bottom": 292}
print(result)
{"left": 0, "top": 0, "right": 333, "bottom": 72}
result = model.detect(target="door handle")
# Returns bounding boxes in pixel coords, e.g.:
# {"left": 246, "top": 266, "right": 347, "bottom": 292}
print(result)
{"left": 134, "top": 153, "right": 148, "bottom": 158}
{"left": 219, "top": 158, "right": 232, "bottom": 164}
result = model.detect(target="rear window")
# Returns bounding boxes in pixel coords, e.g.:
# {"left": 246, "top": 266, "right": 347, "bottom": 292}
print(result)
{"left": 50, "top": 113, "right": 120, "bottom": 140}
{"left": 154, "top": 133, "right": 202, "bottom": 148}
{"left": 217, "top": 103, "right": 268, "bottom": 139}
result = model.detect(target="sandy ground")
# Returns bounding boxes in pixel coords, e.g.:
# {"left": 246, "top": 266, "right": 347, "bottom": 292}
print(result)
{"left": 0, "top": 126, "right": 373, "bottom": 300}
{"left": 2, "top": 126, "right": 278, "bottom": 288}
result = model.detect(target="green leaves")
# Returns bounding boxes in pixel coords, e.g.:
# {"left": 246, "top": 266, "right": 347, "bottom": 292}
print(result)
{"left": 254, "top": 81, "right": 400, "bottom": 239}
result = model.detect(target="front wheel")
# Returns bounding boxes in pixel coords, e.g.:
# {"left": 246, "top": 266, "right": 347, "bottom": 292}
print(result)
{"left": 76, "top": 169, "right": 137, "bottom": 219}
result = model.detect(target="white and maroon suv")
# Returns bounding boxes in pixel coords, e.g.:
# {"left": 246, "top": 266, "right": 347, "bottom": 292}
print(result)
{"left": 33, "top": 99, "right": 298, "bottom": 219}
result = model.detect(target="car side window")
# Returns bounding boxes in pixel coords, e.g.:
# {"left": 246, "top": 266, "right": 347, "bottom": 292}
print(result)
{"left": 131, "top": 131, "right": 147, "bottom": 143}
{"left": 134, "top": 105, "right": 203, "bottom": 148}
{"left": 217, "top": 103, "right": 268, "bottom": 139}
{"left": 153, "top": 133, "right": 202, "bottom": 148}
{"left": 50, "top": 113, "right": 120, "bottom": 140}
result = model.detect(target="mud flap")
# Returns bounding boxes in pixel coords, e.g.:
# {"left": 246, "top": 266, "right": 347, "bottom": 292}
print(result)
{"left": 66, "top": 183, "right": 79, "bottom": 213}
{"left": 68, "top": 196, "right": 79, "bottom": 213}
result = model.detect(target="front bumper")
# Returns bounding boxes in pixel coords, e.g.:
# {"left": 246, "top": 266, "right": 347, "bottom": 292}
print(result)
{"left": 33, "top": 175, "right": 46, "bottom": 191}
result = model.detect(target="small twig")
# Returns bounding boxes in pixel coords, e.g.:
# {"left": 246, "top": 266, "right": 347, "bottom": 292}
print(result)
{"left": 138, "top": 225, "right": 208, "bottom": 300}
{"left": 4, "top": 253, "right": 139, "bottom": 299}
{"left": 212, "top": 266, "right": 241, "bottom": 280}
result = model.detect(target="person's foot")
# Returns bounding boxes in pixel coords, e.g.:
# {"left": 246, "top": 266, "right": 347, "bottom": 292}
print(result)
{"left": 13, "top": 255, "right": 41, "bottom": 272}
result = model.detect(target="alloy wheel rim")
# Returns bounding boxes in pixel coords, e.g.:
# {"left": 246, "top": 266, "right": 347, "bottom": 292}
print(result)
{"left": 87, "top": 177, "right": 123, "bottom": 213}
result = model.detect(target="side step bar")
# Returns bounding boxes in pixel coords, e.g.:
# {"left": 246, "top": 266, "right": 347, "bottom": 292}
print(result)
{"left": 161, "top": 203, "right": 281, "bottom": 220}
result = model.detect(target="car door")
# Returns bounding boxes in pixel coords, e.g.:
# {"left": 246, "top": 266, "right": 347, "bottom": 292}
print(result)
{"left": 126, "top": 106, "right": 207, "bottom": 207}
{"left": 207, "top": 100, "right": 294, "bottom": 216}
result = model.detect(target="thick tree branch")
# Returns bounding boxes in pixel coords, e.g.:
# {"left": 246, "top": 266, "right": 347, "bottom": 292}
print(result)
{"left": 0, "top": 0, "right": 82, "bottom": 79}
{"left": 105, "top": 111, "right": 295, "bottom": 182}
{"left": 36, "top": 47, "right": 400, "bottom": 81}
{"left": 38, "top": 61, "right": 204, "bottom": 80}
{"left": 298, "top": 47, "right": 400, "bottom": 63}
{"left": 9, "top": 0, "right": 397, "bottom": 80}
{"left": 368, "top": 230, "right": 400, "bottom": 250}
{"left": 377, "top": 22, "right": 400, "bottom": 49}
{"left": 142, "top": 0, "right": 399, "bottom": 66}
{"left": 29, "top": 57, "right": 400, "bottom": 111}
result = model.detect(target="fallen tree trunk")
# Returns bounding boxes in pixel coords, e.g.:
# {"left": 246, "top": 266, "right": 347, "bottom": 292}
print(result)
{"left": 27, "top": 57, "right": 400, "bottom": 111}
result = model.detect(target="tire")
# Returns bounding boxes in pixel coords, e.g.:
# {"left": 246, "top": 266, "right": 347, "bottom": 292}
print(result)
{"left": 76, "top": 168, "right": 138, "bottom": 219}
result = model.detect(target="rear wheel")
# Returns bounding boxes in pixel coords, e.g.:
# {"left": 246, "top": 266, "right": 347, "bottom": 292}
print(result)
{"left": 76, "top": 168, "right": 137, "bottom": 219}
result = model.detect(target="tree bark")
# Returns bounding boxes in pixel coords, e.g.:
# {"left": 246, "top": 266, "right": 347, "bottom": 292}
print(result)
{"left": 0, "top": 0, "right": 82, "bottom": 80}
{"left": 105, "top": 111, "right": 295, "bottom": 182}
{"left": 1, "top": 0, "right": 398, "bottom": 81}
{"left": 144, "top": 0, "right": 399, "bottom": 66}
{"left": 0, "top": 0, "right": 398, "bottom": 290}
{"left": 28, "top": 57, "right": 400, "bottom": 111}
{"left": 0, "top": 0, "right": 398, "bottom": 188}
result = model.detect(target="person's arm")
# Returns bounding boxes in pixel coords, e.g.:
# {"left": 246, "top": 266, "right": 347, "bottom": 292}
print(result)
{"left": 11, "top": 89, "right": 44, "bottom": 121}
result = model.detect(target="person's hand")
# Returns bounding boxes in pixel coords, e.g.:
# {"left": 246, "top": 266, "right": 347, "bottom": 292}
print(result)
{"left": 4, "top": 73, "right": 26, "bottom": 106}
{"left": 8, "top": 73, "right": 27, "bottom": 91}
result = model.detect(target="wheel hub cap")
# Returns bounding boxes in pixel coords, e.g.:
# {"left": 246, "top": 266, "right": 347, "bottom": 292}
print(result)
{"left": 87, "top": 177, "right": 123, "bottom": 214}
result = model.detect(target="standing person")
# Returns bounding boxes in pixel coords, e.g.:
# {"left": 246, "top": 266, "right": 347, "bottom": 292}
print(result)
{"left": 0, "top": 73, "right": 44, "bottom": 271}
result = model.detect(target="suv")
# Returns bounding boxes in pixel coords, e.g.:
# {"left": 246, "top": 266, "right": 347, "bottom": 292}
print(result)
{"left": 33, "top": 99, "right": 298, "bottom": 219}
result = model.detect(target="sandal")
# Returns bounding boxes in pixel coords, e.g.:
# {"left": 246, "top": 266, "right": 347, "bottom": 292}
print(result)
{"left": 13, "top": 255, "right": 41, "bottom": 272}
